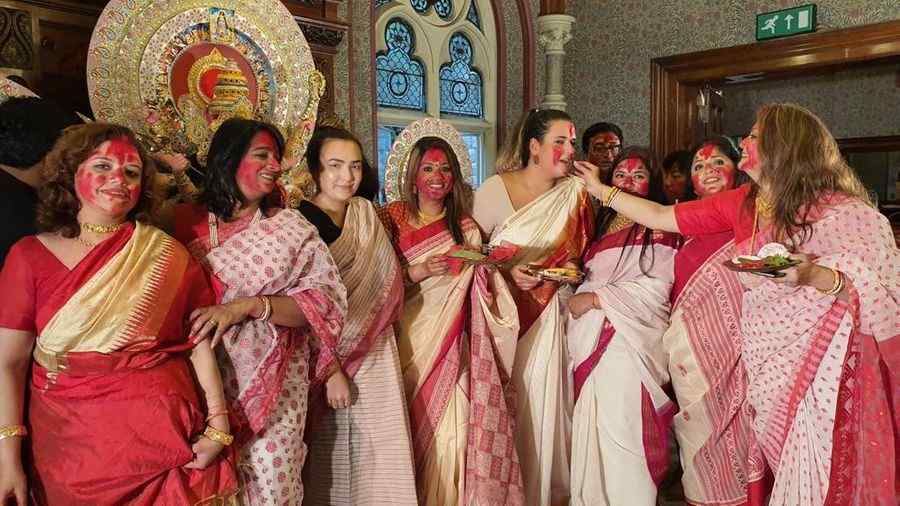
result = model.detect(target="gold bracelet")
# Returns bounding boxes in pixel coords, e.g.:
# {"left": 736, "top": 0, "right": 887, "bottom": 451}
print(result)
{"left": 202, "top": 425, "right": 234, "bottom": 446}
{"left": 256, "top": 295, "right": 272, "bottom": 322}
{"left": 817, "top": 267, "right": 843, "bottom": 296}
{"left": 604, "top": 187, "right": 621, "bottom": 207}
{"left": 0, "top": 424, "right": 27, "bottom": 441}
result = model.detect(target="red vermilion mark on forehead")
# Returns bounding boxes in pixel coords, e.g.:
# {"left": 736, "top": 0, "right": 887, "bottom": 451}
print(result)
{"left": 619, "top": 157, "right": 644, "bottom": 172}
{"left": 421, "top": 147, "right": 448, "bottom": 165}
{"left": 251, "top": 130, "right": 279, "bottom": 155}
{"left": 697, "top": 143, "right": 717, "bottom": 160}
{"left": 592, "top": 132, "right": 619, "bottom": 145}
{"left": 102, "top": 137, "right": 141, "bottom": 166}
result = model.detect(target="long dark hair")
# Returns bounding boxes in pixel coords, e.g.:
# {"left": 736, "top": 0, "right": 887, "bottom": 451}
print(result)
{"left": 684, "top": 136, "right": 747, "bottom": 200}
{"left": 305, "top": 125, "right": 379, "bottom": 201}
{"left": 596, "top": 146, "right": 667, "bottom": 276}
{"left": 402, "top": 137, "right": 470, "bottom": 245}
{"left": 497, "top": 108, "right": 572, "bottom": 172}
{"left": 201, "top": 118, "right": 285, "bottom": 220}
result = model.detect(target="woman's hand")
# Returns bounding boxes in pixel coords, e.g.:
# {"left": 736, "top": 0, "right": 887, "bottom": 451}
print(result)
{"left": 572, "top": 161, "right": 608, "bottom": 199}
{"left": 189, "top": 298, "right": 256, "bottom": 347}
{"left": 326, "top": 370, "right": 352, "bottom": 409}
{"left": 0, "top": 456, "right": 28, "bottom": 505}
{"left": 184, "top": 436, "right": 225, "bottom": 470}
{"left": 408, "top": 254, "right": 450, "bottom": 282}
{"left": 510, "top": 264, "right": 542, "bottom": 291}
{"left": 771, "top": 253, "right": 817, "bottom": 287}
{"left": 568, "top": 292, "right": 598, "bottom": 319}
{"left": 155, "top": 152, "right": 191, "bottom": 174}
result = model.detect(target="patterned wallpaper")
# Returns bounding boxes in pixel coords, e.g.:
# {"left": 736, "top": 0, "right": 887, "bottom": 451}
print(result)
{"left": 563, "top": 0, "right": 900, "bottom": 147}
{"left": 349, "top": 1, "right": 376, "bottom": 160}
{"left": 722, "top": 64, "right": 900, "bottom": 139}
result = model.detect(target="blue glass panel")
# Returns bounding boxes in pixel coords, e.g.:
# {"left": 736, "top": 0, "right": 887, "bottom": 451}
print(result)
{"left": 376, "top": 19, "right": 426, "bottom": 111}
{"left": 466, "top": 0, "right": 481, "bottom": 30}
{"left": 374, "top": 0, "right": 391, "bottom": 9}
{"left": 411, "top": 0, "right": 453, "bottom": 20}
{"left": 439, "top": 32, "right": 483, "bottom": 118}
{"left": 460, "top": 132, "right": 482, "bottom": 186}
{"left": 376, "top": 125, "right": 405, "bottom": 202}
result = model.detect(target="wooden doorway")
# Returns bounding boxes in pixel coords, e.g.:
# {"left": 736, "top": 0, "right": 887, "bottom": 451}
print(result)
{"left": 649, "top": 19, "right": 900, "bottom": 159}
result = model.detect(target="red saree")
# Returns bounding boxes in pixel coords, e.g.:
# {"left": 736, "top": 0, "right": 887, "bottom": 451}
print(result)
{"left": 379, "top": 201, "right": 524, "bottom": 506}
{"left": 0, "top": 223, "right": 237, "bottom": 505}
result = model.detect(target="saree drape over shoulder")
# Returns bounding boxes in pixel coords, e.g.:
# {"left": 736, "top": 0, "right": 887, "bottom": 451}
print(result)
{"left": 664, "top": 232, "right": 763, "bottom": 506}
{"left": 677, "top": 192, "right": 899, "bottom": 505}
{"left": 379, "top": 201, "right": 524, "bottom": 506}
{"left": 174, "top": 204, "right": 346, "bottom": 506}
{"left": 474, "top": 175, "right": 594, "bottom": 506}
{"left": 302, "top": 197, "right": 417, "bottom": 505}
{"left": 0, "top": 223, "right": 237, "bottom": 505}
{"left": 567, "top": 226, "right": 679, "bottom": 506}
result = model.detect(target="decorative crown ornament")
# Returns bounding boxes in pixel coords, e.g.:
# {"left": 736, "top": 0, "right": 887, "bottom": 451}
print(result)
{"left": 383, "top": 118, "right": 474, "bottom": 203}
{"left": 86, "top": 0, "right": 323, "bottom": 203}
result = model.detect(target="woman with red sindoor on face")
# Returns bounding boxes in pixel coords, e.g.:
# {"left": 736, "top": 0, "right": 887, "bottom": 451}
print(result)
{"left": 172, "top": 118, "right": 346, "bottom": 506}
{"left": 567, "top": 147, "right": 680, "bottom": 506}
{"left": 573, "top": 103, "right": 899, "bottom": 506}
{"left": 0, "top": 123, "right": 237, "bottom": 505}
{"left": 660, "top": 137, "right": 766, "bottom": 506}
{"left": 378, "top": 123, "right": 524, "bottom": 505}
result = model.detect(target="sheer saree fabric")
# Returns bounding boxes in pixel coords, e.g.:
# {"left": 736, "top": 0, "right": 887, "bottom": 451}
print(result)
{"left": 474, "top": 176, "right": 594, "bottom": 506}
{"left": 0, "top": 223, "right": 237, "bottom": 505}
{"left": 567, "top": 226, "right": 679, "bottom": 506}
{"left": 663, "top": 234, "right": 763, "bottom": 506}
{"left": 733, "top": 197, "right": 898, "bottom": 505}
{"left": 379, "top": 201, "right": 524, "bottom": 506}
{"left": 303, "top": 197, "right": 417, "bottom": 505}
{"left": 174, "top": 204, "right": 346, "bottom": 505}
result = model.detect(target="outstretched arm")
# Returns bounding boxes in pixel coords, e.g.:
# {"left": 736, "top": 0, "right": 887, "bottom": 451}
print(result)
{"left": 573, "top": 161, "right": 680, "bottom": 233}
{"left": 0, "top": 329, "right": 33, "bottom": 506}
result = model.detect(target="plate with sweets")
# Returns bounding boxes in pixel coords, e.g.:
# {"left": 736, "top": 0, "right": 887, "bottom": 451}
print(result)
{"left": 523, "top": 265, "right": 585, "bottom": 284}
{"left": 723, "top": 243, "right": 800, "bottom": 277}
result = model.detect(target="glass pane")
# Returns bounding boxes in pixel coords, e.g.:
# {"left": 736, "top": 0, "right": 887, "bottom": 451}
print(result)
{"left": 440, "top": 33, "right": 483, "bottom": 118}
{"left": 460, "top": 132, "right": 483, "bottom": 187}
{"left": 376, "top": 19, "right": 426, "bottom": 111}
{"left": 466, "top": 0, "right": 481, "bottom": 30}
{"left": 376, "top": 125, "right": 404, "bottom": 202}
{"left": 411, "top": 0, "right": 453, "bottom": 19}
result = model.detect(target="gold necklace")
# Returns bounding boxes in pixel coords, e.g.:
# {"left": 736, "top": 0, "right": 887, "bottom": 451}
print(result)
{"left": 605, "top": 213, "right": 635, "bottom": 235}
{"left": 80, "top": 222, "right": 123, "bottom": 234}
{"left": 755, "top": 194, "right": 775, "bottom": 219}
{"left": 417, "top": 208, "right": 445, "bottom": 225}
{"left": 75, "top": 235, "right": 97, "bottom": 248}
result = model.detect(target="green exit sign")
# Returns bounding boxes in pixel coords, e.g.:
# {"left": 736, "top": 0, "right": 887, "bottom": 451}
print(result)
{"left": 756, "top": 4, "right": 817, "bottom": 40}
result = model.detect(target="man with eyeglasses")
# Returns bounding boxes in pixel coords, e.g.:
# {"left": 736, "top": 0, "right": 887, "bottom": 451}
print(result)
{"left": 581, "top": 122, "right": 624, "bottom": 181}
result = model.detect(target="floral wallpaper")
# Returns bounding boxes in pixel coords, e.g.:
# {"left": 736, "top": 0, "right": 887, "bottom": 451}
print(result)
{"left": 722, "top": 64, "right": 900, "bottom": 139}
{"left": 563, "top": 0, "right": 900, "bottom": 147}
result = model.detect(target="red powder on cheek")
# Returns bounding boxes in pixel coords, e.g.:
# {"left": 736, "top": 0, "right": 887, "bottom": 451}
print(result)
{"left": 75, "top": 168, "right": 103, "bottom": 206}
{"left": 552, "top": 146, "right": 563, "bottom": 165}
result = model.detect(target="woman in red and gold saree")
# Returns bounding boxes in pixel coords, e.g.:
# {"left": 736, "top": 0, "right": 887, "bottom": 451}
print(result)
{"left": 663, "top": 138, "right": 763, "bottom": 506}
{"left": 0, "top": 123, "right": 236, "bottom": 506}
{"left": 574, "top": 103, "right": 898, "bottom": 505}
{"left": 297, "top": 127, "right": 417, "bottom": 505}
{"left": 172, "top": 119, "right": 346, "bottom": 506}
{"left": 473, "top": 109, "right": 594, "bottom": 506}
{"left": 567, "top": 148, "right": 679, "bottom": 506}
{"left": 380, "top": 126, "right": 524, "bottom": 505}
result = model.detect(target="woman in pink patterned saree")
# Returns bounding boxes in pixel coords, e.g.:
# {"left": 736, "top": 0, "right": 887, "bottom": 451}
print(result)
{"left": 379, "top": 121, "right": 524, "bottom": 506}
{"left": 574, "top": 103, "right": 898, "bottom": 505}
{"left": 662, "top": 137, "right": 764, "bottom": 506}
{"left": 172, "top": 118, "right": 346, "bottom": 506}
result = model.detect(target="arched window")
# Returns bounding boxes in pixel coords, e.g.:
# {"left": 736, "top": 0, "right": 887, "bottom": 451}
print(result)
{"left": 375, "top": 0, "right": 497, "bottom": 198}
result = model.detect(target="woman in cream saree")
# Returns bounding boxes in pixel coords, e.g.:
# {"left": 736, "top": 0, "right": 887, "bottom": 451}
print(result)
{"left": 298, "top": 126, "right": 417, "bottom": 505}
{"left": 473, "top": 110, "right": 594, "bottom": 506}
{"left": 380, "top": 119, "right": 524, "bottom": 505}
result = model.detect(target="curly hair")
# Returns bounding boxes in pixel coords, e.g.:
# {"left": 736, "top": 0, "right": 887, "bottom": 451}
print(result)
{"left": 37, "top": 123, "right": 157, "bottom": 237}
{"left": 0, "top": 97, "right": 81, "bottom": 169}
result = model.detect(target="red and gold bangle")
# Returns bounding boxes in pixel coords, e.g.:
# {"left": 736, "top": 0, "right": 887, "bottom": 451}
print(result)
{"left": 202, "top": 425, "right": 234, "bottom": 446}
{"left": 0, "top": 424, "right": 27, "bottom": 441}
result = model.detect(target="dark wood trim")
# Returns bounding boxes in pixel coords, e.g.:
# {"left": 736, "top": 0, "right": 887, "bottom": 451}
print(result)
{"left": 540, "top": 0, "right": 566, "bottom": 16}
{"left": 838, "top": 135, "right": 900, "bottom": 154}
{"left": 650, "top": 19, "right": 900, "bottom": 160}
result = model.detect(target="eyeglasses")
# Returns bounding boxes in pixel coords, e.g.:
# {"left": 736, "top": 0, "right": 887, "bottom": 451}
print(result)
{"left": 591, "top": 144, "right": 621, "bottom": 154}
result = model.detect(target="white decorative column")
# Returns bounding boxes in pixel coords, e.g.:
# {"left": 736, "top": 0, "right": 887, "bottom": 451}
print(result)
{"left": 536, "top": 14, "right": 575, "bottom": 111}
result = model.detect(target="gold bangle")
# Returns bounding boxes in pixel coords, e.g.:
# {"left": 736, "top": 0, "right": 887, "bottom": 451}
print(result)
{"left": 202, "top": 425, "right": 234, "bottom": 446}
{"left": 256, "top": 295, "right": 272, "bottom": 322}
{"left": 604, "top": 187, "right": 621, "bottom": 207}
{"left": 817, "top": 267, "right": 842, "bottom": 296}
{"left": 0, "top": 424, "right": 27, "bottom": 441}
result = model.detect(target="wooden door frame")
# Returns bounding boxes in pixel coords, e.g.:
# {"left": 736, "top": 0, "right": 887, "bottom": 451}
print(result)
{"left": 650, "top": 19, "right": 900, "bottom": 159}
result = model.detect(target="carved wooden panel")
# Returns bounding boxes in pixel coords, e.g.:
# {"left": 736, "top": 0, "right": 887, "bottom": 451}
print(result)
{"left": 0, "top": 6, "right": 34, "bottom": 69}
{"left": 311, "top": 50, "right": 335, "bottom": 118}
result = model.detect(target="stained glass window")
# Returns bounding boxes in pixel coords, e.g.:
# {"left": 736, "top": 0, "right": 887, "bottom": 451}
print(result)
{"left": 376, "top": 19, "right": 426, "bottom": 111}
{"left": 375, "top": 0, "right": 391, "bottom": 9}
{"left": 466, "top": 1, "right": 481, "bottom": 30}
{"left": 411, "top": 0, "right": 453, "bottom": 20}
{"left": 439, "top": 32, "right": 482, "bottom": 118}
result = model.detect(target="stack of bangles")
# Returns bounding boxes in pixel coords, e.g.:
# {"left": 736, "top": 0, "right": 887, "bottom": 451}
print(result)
{"left": 817, "top": 267, "right": 844, "bottom": 296}
{"left": 257, "top": 295, "right": 272, "bottom": 322}
{"left": 604, "top": 186, "right": 622, "bottom": 207}
{"left": 202, "top": 426, "right": 234, "bottom": 446}
{"left": 0, "top": 424, "right": 27, "bottom": 441}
